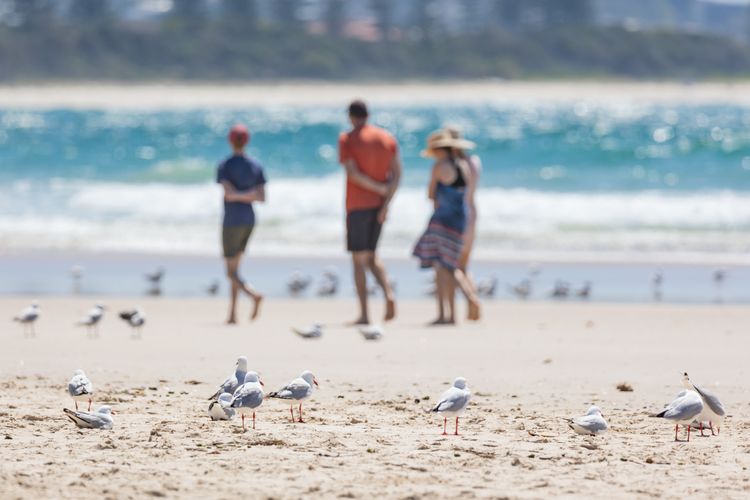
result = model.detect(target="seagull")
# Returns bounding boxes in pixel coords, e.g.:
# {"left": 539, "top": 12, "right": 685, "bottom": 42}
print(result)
{"left": 682, "top": 372, "right": 726, "bottom": 436}
{"left": 651, "top": 389, "right": 704, "bottom": 441}
{"left": 713, "top": 269, "right": 726, "bottom": 303}
{"left": 145, "top": 266, "right": 165, "bottom": 285}
{"left": 206, "top": 280, "right": 220, "bottom": 296}
{"left": 63, "top": 406, "right": 114, "bottom": 430}
{"left": 13, "top": 301, "right": 39, "bottom": 337}
{"left": 68, "top": 369, "right": 94, "bottom": 411}
{"left": 71, "top": 265, "right": 84, "bottom": 293}
{"left": 293, "top": 324, "right": 323, "bottom": 339}
{"left": 268, "top": 370, "right": 319, "bottom": 423}
{"left": 476, "top": 277, "right": 498, "bottom": 298}
{"left": 317, "top": 269, "right": 339, "bottom": 297}
{"left": 208, "top": 356, "right": 248, "bottom": 401}
{"left": 208, "top": 393, "right": 236, "bottom": 421}
{"left": 652, "top": 270, "right": 663, "bottom": 301}
{"left": 77, "top": 304, "right": 105, "bottom": 337}
{"left": 287, "top": 272, "right": 312, "bottom": 295}
{"left": 359, "top": 324, "right": 383, "bottom": 341}
{"left": 550, "top": 281, "right": 570, "bottom": 299}
{"left": 430, "top": 377, "right": 471, "bottom": 436}
{"left": 565, "top": 406, "right": 608, "bottom": 435}
{"left": 229, "top": 372, "right": 265, "bottom": 430}
{"left": 119, "top": 308, "right": 145, "bottom": 337}
{"left": 509, "top": 279, "right": 532, "bottom": 300}
{"left": 576, "top": 281, "right": 592, "bottom": 299}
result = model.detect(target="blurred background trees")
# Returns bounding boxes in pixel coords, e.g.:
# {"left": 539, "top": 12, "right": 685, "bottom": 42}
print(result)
{"left": 0, "top": 0, "right": 749, "bottom": 80}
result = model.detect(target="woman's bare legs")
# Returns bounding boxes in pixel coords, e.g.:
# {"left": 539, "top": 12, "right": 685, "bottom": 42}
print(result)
{"left": 430, "top": 264, "right": 452, "bottom": 325}
{"left": 453, "top": 267, "right": 481, "bottom": 320}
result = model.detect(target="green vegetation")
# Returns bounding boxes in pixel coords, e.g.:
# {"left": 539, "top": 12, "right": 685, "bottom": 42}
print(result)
{"left": 0, "top": 0, "right": 749, "bottom": 81}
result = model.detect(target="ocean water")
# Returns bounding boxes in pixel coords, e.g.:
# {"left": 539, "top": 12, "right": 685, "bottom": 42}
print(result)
{"left": 1, "top": 102, "right": 750, "bottom": 263}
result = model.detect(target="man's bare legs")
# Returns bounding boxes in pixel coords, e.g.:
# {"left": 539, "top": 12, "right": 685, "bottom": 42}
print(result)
{"left": 351, "top": 251, "right": 370, "bottom": 325}
{"left": 225, "top": 255, "right": 263, "bottom": 324}
{"left": 351, "top": 251, "right": 396, "bottom": 324}
{"left": 367, "top": 254, "right": 396, "bottom": 321}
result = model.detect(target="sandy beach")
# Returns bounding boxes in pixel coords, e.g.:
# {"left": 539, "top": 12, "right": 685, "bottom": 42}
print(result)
{"left": 2, "top": 296, "right": 749, "bottom": 498}
{"left": 3, "top": 80, "right": 750, "bottom": 109}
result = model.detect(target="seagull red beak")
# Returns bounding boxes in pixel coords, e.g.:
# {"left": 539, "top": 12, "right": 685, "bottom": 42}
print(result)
{"left": 110, "top": 411, "right": 117, "bottom": 415}
{"left": 313, "top": 378, "right": 319, "bottom": 388}
{"left": 260, "top": 380, "right": 265, "bottom": 387}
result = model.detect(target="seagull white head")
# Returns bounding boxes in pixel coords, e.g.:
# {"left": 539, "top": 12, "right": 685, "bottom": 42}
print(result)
{"left": 236, "top": 356, "right": 248, "bottom": 371}
{"left": 244, "top": 371, "right": 263, "bottom": 386}
{"left": 301, "top": 370, "right": 319, "bottom": 388}
{"left": 73, "top": 368, "right": 85, "bottom": 376}
{"left": 97, "top": 406, "right": 114, "bottom": 415}
{"left": 218, "top": 393, "right": 233, "bottom": 403}
{"left": 95, "top": 303, "right": 105, "bottom": 310}
{"left": 586, "top": 405, "right": 603, "bottom": 416}
{"left": 31, "top": 301, "right": 39, "bottom": 308}
{"left": 681, "top": 372, "right": 692, "bottom": 389}
{"left": 453, "top": 377, "right": 467, "bottom": 390}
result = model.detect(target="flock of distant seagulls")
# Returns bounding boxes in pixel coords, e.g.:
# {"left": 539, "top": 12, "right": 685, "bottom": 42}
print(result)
{"left": 59, "top": 360, "right": 726, "bottom": 442}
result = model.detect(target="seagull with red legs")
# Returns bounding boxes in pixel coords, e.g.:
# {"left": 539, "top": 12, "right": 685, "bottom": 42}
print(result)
{"left": 68, "top": 369, "right": 94, "bottom": 411}
{"left": 229, "top": 372, "right": 264, "bottom": 431}
{"left": 682, "top": 372, "right": 726, "bottom": 436}
{"left": 651, "top": 388, "right": 703, "bottom": 442}
{"left": 268, "top": 370, "right": 319, "bottom": 423}
{"left": 431, "top": 377, "right": 471, "bottom": 436}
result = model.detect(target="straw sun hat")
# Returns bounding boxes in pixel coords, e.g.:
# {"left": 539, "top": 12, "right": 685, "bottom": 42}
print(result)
{"left": 420, "top": 128, "right": 476, "bottom": 158}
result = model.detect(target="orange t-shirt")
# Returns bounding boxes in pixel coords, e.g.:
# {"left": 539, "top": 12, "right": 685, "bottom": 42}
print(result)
{"left": 338, "top": 124, "right": 398, "bottom": 213}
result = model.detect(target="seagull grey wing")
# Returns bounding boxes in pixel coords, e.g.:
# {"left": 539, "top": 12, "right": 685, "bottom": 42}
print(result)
{"left": 433, "top": 388, "right": 469, "bottom": 413}
{"left": 63, "top": 408, "right": 111, "bottom": 429}
{"left": 68, "top": 375, "right": 92, "bottom": 397}
{"left": 231, "top": 386, "right": 264, "bottom": 409}
{"left": 271, "top": 379, "right": 309, "bottom": 400}
{"left": 575, "top": 415, "right": 608, "bottom": 433}
{"left": 693, "top": 384, "right": 726, "bottom": 416}
{"left": 664, "top": 396, "right": 703, "bottom": 421}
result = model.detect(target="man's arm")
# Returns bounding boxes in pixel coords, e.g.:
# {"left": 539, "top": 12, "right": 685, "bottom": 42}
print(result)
{"left": 377, "top": 155, "right": 402, "bottom": 223}
{"left": 224, "top": 184, "right": 266, "bottom": 204}
{"left": 342, "top": 159, "right": 388, "bottom": 196}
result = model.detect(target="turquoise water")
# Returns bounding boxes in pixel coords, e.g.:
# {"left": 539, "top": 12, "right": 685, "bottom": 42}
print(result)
{"left": 1, "top": 103, "right": 750, "bottom": 260}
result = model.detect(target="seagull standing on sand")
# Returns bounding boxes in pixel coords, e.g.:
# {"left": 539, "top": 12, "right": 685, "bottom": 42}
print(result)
{"left": 119, "top": 308, "right": 145, "bottom": 337}
{"left": 68, "top": 369, "right": 94, "bottom": 411}
{"left": 269, "top": 370, "right": 319, "bottom": 423}
{"left": 576, "top": 281, "right": 592, "bottom": 299}
{"left": 431, "top": 377, "right": 471, "bottom": 436}
{"left": 208, "top": 393, "right": 236, "bottom": 421}
{"left": 13, "top": 301, "right": 39, "bottom": 337}
{"left": 652, "top": 270, "right": 663, "bottom": 301}
{"left": 476, "top": 277, "right": 498, "bottom": 298}
{"left": 229, "top": 372, "right": 265, "bottom": 430}
{"left": 359, "top": 324, "right": 383, "bottom": 340}
{"left": 206, "top": 280, "right": 220, "bottom": 296}
{"left": 287, "top": 272, "right": 312, "bottom": 295}
{"left": 77, "top": 304, "right": 105, "bottom": 337}
{"left": 208, "top": 356, "right": 248, "bottom": 401}
{"left": 509, "top": 279, "right": 531, "bottom": 300}
{"left": 565, "top": 406, "right": 608, "bottom": 435}
{"left": 63, "top": 406, "right": 114, "bottom": 430}
{"left": 293, "top": 324, "right": 323, "bottom": 339}
{"left": 682, "top": 372, "right": 726, "bottom": 436}
{"left": 317, "top": 269, "right": 339, "bottom": 297}
{"left": 71, "top": 265, "right": 84, "bottom": 293}
{"left": 651, "top": 389, "right": 704, "bottom": 442}
{"left": 713, "top": 269, "right": 726, "bottom": 303}
{"left": 550, "top": 281, "right": 570, "bottom": 299}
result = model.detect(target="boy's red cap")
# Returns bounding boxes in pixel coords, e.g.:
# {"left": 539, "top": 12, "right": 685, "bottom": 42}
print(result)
{"left": 228, "top": 124, "right": 250, "bottom": 147}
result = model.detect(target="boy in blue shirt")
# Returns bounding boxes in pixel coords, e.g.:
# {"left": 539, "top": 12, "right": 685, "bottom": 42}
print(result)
{"left": 217, "top": 124, "right": 266, "bottom": 324}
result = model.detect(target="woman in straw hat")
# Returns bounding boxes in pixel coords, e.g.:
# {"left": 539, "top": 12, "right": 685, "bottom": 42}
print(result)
{"left": 412, "top": 129, "right": 481, "bottom": 323}
{"left": 445, "top": 126, "right": 481, "bottom": 286}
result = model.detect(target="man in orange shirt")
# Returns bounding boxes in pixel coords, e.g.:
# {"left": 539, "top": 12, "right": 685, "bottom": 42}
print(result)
{"left": 339, "top": 100, "right": 401, "bottom": 325}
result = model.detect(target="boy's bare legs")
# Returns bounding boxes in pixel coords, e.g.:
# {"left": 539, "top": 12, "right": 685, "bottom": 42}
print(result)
{"left": 350, "top": 251, "right": 370, "bottom": 325}
{"left": 225, "top": 255, "right": 263, "bottom": 323}
{"left": 367, "top": 253, "right": 396, "bottom": 321}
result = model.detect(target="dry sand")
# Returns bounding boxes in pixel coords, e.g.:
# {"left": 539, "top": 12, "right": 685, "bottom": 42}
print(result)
{"left": 3, "top": 81, "right": 750, "bottom": 109}
{"left": 1, "top": 296, "right": 749, "bottom": 499}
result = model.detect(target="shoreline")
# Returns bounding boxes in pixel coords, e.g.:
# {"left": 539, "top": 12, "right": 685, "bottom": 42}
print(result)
{"left": 4, "top": 80, "right": 750, "bottom": 109}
